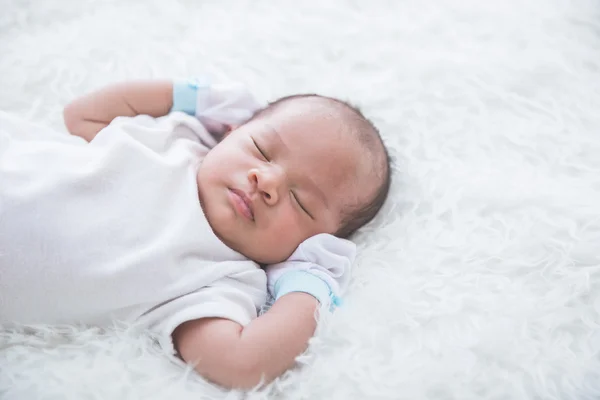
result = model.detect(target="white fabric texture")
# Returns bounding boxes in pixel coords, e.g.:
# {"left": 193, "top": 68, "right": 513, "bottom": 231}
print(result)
{"left": 1, "top": 0, "right": 600, "bottom": 399}
{"left": 0, "top": 109, "right": 268, "bottom": 335}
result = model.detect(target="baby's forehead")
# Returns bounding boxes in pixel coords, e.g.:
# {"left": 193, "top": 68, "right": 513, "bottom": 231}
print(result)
{"left": 269, "top": 115, "right": 369, "bottom": 196}
{"left": 268, "top": 96, "right": 348, "bottom": 120}
{"left": 263, "top": 109, "right": 352, "bottom": 154}
{"left": 264, "top": 101, "right": 351, "bottom": 142}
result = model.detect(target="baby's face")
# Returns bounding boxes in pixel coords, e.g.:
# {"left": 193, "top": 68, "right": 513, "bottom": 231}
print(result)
{"left": 197, "top": 100, "right": 369, "bottom": 264}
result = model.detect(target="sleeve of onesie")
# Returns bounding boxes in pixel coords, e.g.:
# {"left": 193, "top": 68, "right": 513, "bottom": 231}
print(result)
{"left": 138, "top": 266, "right": 267, "bottom": 355}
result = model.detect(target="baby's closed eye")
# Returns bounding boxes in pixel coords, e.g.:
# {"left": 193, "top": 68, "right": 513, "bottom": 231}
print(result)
{"left": 251, "top": 137, "right": 269, "bottom": 161}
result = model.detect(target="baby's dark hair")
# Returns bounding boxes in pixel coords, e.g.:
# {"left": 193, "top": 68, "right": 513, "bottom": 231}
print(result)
{"left": 252, "top": 94, "right": 391, "bottom": 238}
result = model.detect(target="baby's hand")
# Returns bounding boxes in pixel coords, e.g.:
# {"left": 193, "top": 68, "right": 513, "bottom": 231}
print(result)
{"left": 266, "top": 233, "right": 356, "bottom": 310}
{"left": 172, "top": 78, "right": 263, "bottom": 136}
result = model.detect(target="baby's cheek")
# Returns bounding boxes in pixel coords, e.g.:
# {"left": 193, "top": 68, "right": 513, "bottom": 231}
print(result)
{"left": 267, "top": 218, "right": 303, "bottom": 253}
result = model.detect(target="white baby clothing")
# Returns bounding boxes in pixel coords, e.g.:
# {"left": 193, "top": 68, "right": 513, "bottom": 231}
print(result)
{"left": 0, "top": 110, "right": 267, "bottom": 337}
{"left": 0, "top": 81, "right": 355, "bottom": 348}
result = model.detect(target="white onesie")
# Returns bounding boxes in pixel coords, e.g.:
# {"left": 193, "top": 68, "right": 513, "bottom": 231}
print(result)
{"left": 0, "top": 85, "right": 353, "bottom": 347}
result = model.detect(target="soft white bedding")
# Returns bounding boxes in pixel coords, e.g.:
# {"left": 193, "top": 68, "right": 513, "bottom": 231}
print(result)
{"left": 1, "top": 0, "right": 599, "bottom": 398}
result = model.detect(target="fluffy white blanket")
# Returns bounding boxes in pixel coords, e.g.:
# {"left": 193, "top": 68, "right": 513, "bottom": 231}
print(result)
{"left": 1, "top": 0, "right": 599, "bottom": 398}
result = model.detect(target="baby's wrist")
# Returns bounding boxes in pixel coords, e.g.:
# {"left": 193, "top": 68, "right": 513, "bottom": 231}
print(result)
{"left": 274, "top": 270, "right": 340, "bottom": 310}
{"left": 170, "top": 78, "right": 209, "bottom": 116}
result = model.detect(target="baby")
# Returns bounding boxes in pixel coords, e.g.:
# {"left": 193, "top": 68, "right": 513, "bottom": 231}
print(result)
{"left": 0, "top": 78, "right": 390, "bottom": 389}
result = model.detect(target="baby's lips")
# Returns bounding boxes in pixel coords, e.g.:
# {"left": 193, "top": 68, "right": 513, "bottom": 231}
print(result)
{"left": 231, "top": 188, "right": 255, "bottom": 220}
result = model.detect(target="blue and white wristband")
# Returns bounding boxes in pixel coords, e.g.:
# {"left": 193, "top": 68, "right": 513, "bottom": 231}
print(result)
{"left": 273, "top": 270, "right": 342, "bottom": 310}
{"left": 171, "top": 77, "right": 210, "bottom": 116}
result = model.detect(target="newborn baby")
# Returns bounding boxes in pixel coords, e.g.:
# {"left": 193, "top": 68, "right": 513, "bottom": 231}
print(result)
{"left": 0, "top": 78, "right": 390, "bottom": 388}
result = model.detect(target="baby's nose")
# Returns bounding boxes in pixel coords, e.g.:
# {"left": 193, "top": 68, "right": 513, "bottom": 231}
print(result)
{"left": 248, "top": 166, "right": 285, "bottom": 205}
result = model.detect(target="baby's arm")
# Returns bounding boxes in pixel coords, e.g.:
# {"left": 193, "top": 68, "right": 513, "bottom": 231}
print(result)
{"left": 174, "top": 234, "right": 354, "bottom": 389}
{"left": 63, "top": 81, "right": 173, "bottom": 141}
{"left": 173, "top": 292, "right": 319, "bottom": 389}
{"left": 64, "top": 78, "right": 261, "bottom": 143}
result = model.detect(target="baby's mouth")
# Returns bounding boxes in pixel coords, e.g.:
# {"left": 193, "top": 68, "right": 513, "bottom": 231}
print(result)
{"left": 228, "top": 188, "right": 255, "bottom": 221}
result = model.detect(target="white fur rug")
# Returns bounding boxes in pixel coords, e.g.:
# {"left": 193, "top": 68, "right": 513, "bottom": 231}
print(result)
{"left": 1, "top": 0, "right": 600, "bottom": 399}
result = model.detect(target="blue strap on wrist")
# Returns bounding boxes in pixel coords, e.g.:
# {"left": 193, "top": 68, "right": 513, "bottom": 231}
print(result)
{"left": 171, "top": 77, "right": 209, "bottom": 116}
{"left": 274, "top": 270, "right": 341, "bottom": 310}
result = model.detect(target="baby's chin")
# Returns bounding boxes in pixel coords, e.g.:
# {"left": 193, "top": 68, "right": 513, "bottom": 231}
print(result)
{"left": 218, "top": 226, "right": 296, "bottom": 264}
{"left": 222, "top": 233, "right": 293, "bottom": 265}
{"left": 245, "top": 249, "right": 292, "bottom": 265}
{"left": 199, "top": 205, "right": 290, "bottom": 264}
